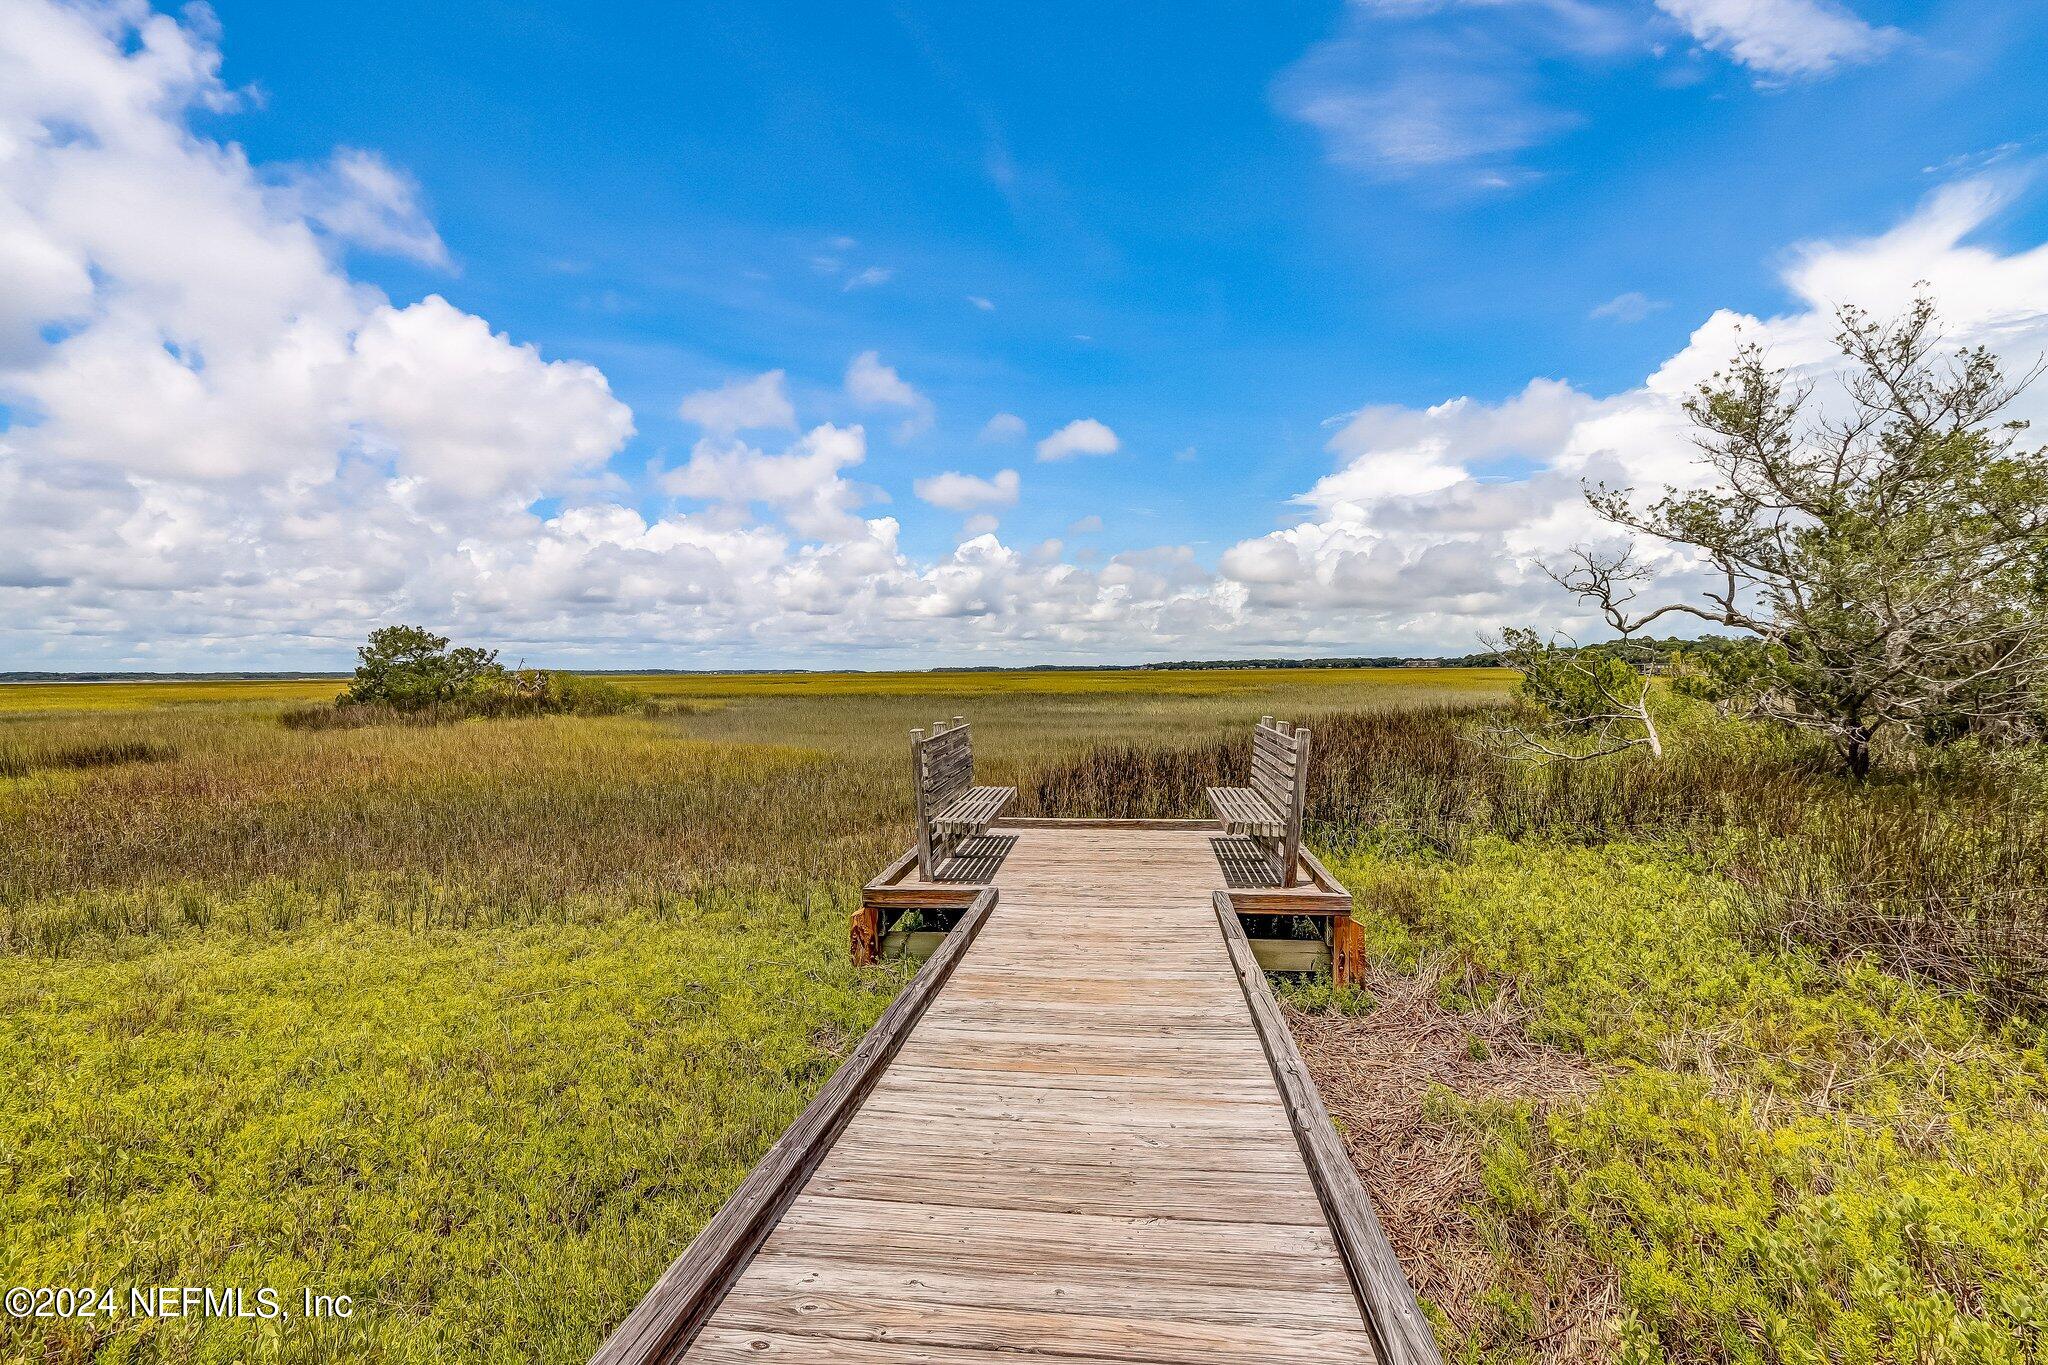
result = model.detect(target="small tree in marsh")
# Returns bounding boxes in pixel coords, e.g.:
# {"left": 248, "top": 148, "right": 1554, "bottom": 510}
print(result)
{"left": 1558, "top": 296, "right": 2048, "bottom": 778}
{"left": 1484, "top": 626, "right": 1666, "bottom": 761}
{"left": 342, "top": 625, "right": 506, "bottom": 710}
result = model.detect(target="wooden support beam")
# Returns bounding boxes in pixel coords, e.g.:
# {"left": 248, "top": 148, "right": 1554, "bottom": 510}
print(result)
{"left": 848, "top": 904, "right": 880, "bottom": 966}
{"left": 1212, "top": 892, "right": 1444, "bottom": 1365}
{"left": 1250, "top": 937, "right": 1330, "bottom": 974}
{"left": 1332, "top": 915, "right": 1365, "bottom": 990}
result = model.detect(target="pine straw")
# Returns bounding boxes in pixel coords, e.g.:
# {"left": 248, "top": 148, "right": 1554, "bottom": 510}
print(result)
{"left": 1286, "top": 957, "right": 1617, "bottom": 1361}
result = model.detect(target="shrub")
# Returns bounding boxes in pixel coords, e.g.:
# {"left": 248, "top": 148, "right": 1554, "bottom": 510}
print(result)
{"left": 342, "top": 625, "right": 505, "bottom": 710}
{"left": 305, "top": 625, "right": 648, "bottom": 727}
{"left": 1032, "top": 704, "right": 2048, "bottom": 1015}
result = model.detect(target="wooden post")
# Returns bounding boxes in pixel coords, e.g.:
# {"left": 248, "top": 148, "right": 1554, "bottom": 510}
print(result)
{"left": 1281, "top": 727, "right": 1309, "bottom": 887}
{"left": 1331, "top": 913, "right": 1364, "bottom": 989}
{"left": 909, "top": 728, "right": 933, "bottom": 880}
{"left": 849, "top": 904, "right": 880, "bottom": 966}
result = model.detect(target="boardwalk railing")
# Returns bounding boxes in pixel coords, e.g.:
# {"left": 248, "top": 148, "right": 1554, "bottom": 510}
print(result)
{"left": 598, "top": 738, "right": 1438, "bottom": 1362}
{"left": 593, "top": 889, "right": 998, "bottom": 1364}
{"left": 1216, "top": 892, "right": 1441, "bottom": 1365}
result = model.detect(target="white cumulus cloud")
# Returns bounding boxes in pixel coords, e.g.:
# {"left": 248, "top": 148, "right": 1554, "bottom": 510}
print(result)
{"left": 663, "top": 424, "right": 873, "bottom": 541}
{"left": 915, "top": 468, "right": 1021, "bottom": 512}
{"left": 1036, "top": 418, "right": 1120, "bottom": 461}
{"left": 1217, "top": 174, "right": 2048, "bottom": 646}
{"left": 7, "top": 2, "right": 2047, "bottom": 673}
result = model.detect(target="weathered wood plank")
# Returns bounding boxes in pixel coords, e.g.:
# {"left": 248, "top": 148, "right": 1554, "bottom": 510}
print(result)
{"left": 620, "top": 824, "right": 1403, "bottom": 1365}
{"left": 1214, "top": 891, "right": 1442, "bottom": 1365}
{"left": 708, "top": 1291, "right": 1377, "bottom": 1365}
{"left": 677, "top": 826, "right": 1382, "bottom": 1363}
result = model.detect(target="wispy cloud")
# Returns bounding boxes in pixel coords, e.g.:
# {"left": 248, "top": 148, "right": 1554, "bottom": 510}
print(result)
{"left": 844, "top": 350, "right": 934, "bottom": 437}
{"left": 980, "top": 412, "right": 1026, "bottom": 443}
{"left": 1654, "top": 0, "right": 1899, "bottom": 81}
{"left": 1590, "top": 290, "right": 1668, "bottom": 322}
{"left": 1274, "top": 1, "right": 1630, "bottom": 186}
{"left": 1279, "top": 0, "right": 1902, "bottom": 188}
{"left": 275, "top": 148, "right": 450, "bottom": 267}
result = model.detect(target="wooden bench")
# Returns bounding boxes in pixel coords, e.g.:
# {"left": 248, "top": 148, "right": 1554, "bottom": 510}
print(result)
{"left": 1206, "top": 716, "right": 1310, "bottom": 887}
{"left": 911, "top": 717, "right": 1016, "bottom": 880}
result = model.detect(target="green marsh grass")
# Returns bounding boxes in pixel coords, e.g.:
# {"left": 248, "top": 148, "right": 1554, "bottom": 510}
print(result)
{"left": 1029, "top": 701, "right": 2048, "bottom": 1361}
{"left": 0, "top": 668, "right": 1503, "bottom": 1363}
{"left": 4, "top": 667, "right": 2042, "bottom": 1363}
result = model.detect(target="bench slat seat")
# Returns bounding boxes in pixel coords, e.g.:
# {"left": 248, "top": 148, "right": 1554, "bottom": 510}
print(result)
{"left": 931, "top": 785, "right": 1015, "bottom": 836}
{"left": 909, "top": 718, "right": 1014, "bottom": 880}
{"left": 1203, "top": 717, "right": 1311, "bottom": 887}
{"left": 1204, "top": 785, "right": 1284, "bottom": 837}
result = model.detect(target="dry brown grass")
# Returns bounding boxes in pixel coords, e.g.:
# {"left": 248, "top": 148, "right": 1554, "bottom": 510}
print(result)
{"left": 1034, "top": 704, "right": 2048, "bottom": 1014}
{"left": 1287, "top": 961, "right": 1615, "bottom": 1361}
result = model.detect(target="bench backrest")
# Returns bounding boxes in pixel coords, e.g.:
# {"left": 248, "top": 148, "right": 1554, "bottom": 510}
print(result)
{"left": 911, "top": 717, "right": 972, "bottom": 877}
{"left": 1254, "top": 717, "right": 1310, "bottom": 882}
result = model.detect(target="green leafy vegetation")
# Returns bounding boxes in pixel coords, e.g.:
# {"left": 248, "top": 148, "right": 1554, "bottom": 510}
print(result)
{"left": 1541, "top": 298, "right": 2048, "bottom": 779}
{"left": 1033, "top": 700, "right": 2047, "bottom": 1361}
{"left": 3, "top": 667, "right": 2041, "bottom": 1361}
{"left": 0, "top": 912, "right": 897, "bottom": 1363}
{"left": 1337, "top": 840, "right": 2048, "bottom": 1363}
{"left": 0, "top": 668, "right": 1497, "bottom": 1362}
{"left": 294, "top": 624, "right": 645, "bottom": 727}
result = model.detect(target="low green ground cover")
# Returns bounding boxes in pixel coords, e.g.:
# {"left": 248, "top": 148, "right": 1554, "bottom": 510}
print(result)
{"left": 4, "top": 673, "right": 2040, "bottom": 1361}
{"left": 1332, "top": 839, "right": 2048, "bottom": 1363}
{"left": 0, "top": 910, "right": 900, "bottom": 1363}
{"left": 1, "top": 669, "right": 1497, "bottom": 1362}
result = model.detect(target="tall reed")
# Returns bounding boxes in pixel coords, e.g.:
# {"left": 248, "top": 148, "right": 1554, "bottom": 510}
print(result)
{"left": 1031, "top": 703, "right": 2048, "bottom": 1014}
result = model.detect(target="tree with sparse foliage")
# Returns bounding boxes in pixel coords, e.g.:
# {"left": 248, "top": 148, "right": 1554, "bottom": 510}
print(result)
{"left": 342, "top": 625, "right": 506, "bottom": 711}
{"left": 1552, "top": 296, "right": 2048, "bottom": 779}
{"left": 1485, "top": 626, "right": 1666, "bottom": 761}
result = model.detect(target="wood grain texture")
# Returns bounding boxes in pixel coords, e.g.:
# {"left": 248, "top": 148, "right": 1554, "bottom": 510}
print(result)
{"left": 1214, "top": 892, "right": 1443, "bottom": 1365}
{"left": 1207, "top": 719, "right": 1310, "bottom": 887}
{"left": 910, "top": 721, "right": 1015, "bottom": 878}
{"left": 675, "top": 826, "right": 1388, "bottom": 1364}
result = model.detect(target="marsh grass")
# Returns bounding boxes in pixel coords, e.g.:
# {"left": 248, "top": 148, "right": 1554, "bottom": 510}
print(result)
{"left": 1332, "top": 840, "right": 2048, "bottom": 1363}
{"left": 1033, "top": 702, "right": 2048, "bottom": 1014}
{"left": 0, "top": 668, "right": 1502, "bottom": 1364}
{"left": 0, "top": 736, "right": 173, "bottom": 779}
{"left": 5, "top": 667, "right": 2041, "bottom": 1363}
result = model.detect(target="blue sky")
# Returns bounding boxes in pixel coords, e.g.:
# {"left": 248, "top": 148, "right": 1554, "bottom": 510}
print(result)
{"left": 6, "top": 0, "right": 2048, "bottom": 667}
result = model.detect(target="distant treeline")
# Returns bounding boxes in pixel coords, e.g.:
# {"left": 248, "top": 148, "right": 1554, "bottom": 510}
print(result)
{"left": 5, "top": 658, "right": 1490, "bottom": 681}
{"left": 949, "top": 654, "right": 1505, "bottom": 672}
{"left": 4, "top": 640, "right": 1752, "bottom": 683}
{"left": 0, "top": 671, "right": 348, "bottom": 682}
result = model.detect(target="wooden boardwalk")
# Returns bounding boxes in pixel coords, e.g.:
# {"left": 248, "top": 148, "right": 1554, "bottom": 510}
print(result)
{"left": 600, "top": 824, "right": 1435, "bottom": 1365}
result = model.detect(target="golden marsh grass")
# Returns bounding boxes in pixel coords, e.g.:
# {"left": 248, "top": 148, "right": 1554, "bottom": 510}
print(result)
{"left": 5, "top": 665, "right": 2041, "bottom": 1364}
